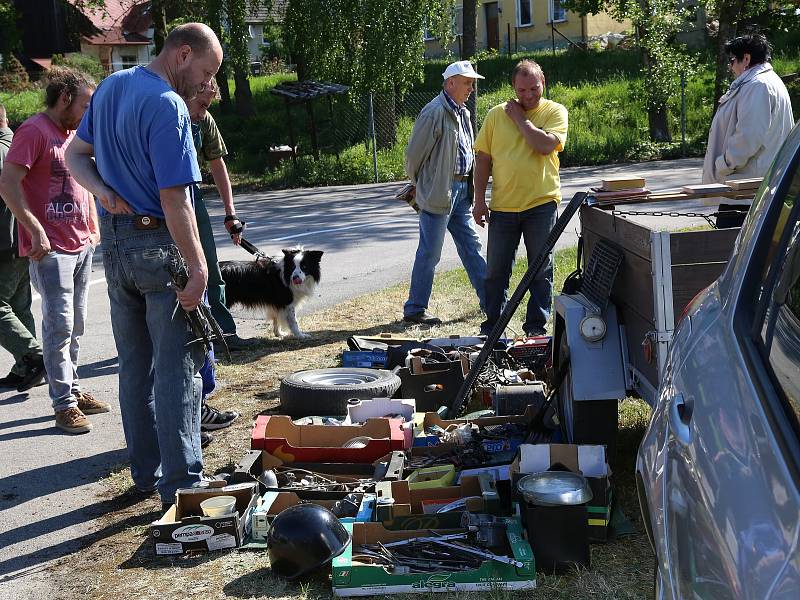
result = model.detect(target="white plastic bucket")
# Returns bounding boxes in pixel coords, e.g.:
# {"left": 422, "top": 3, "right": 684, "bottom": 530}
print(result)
{"left": 200, "top": 495, "right": 238, "bottom": 517}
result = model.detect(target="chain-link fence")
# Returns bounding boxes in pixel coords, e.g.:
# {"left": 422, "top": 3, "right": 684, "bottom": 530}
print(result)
{"left": 288, "top": 89, "right": 474, "bottom": 185}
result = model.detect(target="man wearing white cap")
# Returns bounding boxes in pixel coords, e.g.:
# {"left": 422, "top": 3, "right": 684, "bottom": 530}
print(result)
{"left": 402, "top": 61, "right": 487, "bottom": 326}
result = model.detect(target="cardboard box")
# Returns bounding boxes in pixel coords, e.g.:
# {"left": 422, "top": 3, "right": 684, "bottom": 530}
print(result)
{"left": 375, "top": 475, "right": 502, "bottom": 529}
{"left": 250, "top": 416, "right": 407, "bottom": 461}
{"left": 341, "top": 350, "right": 388, "bottom": 368}
{"left": 332, "top": 521, "right": 535, "bottom": 596}
{"left": 411, "top": 405, "right": 540, "bottom": 456}
{"left": 344, "top": 398, "right": 416, "bottom": 448}
{"left": 230, "top": 449, "right": 405, "bottom": 496}
{"left": 150, "top": 482, "right": 258, "bottom": 556}
{"left": 511, "top": 444, "right": 612, "bottom": 543}
{"left": 251, "top": 491, "right": 375, "bottom": 541}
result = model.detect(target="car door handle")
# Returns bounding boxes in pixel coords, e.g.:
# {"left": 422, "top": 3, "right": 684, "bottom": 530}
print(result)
{"left": 668, "top": 392, "right": 693, "bottom": 445}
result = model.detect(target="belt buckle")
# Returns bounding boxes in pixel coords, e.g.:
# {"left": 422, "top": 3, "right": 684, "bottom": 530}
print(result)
{"left": 134, "top": 215, "right": 159, "bottom": 230}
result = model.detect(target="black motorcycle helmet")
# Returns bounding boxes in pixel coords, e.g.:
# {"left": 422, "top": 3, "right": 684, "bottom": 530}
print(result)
{"left": 266, "top": 504, "right": 351, "bottom": 580}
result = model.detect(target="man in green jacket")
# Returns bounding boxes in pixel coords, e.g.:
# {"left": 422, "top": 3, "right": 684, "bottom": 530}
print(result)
{"left": 403, "top": 61, "right": 487, "bottom": 325}
{"left": 0, "top": 102, "right": 46, "bottom": 391}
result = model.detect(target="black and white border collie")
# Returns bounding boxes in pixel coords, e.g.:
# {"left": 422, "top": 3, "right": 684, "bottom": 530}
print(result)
{"left": 219, "top": 248, "right": 323, "bottom": 339}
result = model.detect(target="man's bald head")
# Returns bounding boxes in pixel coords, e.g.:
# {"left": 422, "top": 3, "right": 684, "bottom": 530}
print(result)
{"left": 163, "top": 23, "right": 222, "bottom": 57}
{"left": 157, "top": 22, "right": 223, "bottom": 101}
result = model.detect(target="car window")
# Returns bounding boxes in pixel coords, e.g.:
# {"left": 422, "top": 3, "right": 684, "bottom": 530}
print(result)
{"left": 760, "top": 221, "right": 800, "bottom": 422}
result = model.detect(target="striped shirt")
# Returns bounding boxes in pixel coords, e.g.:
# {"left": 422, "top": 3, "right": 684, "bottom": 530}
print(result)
{"left": 443, "top": 90, "right": 474, "bottom": 176}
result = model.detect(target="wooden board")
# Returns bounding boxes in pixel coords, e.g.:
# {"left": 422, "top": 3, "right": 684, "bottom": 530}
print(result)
{"left": 581, "top": 205, "right": 652, "bottom": 260}
{"left": 669, "top": 228, "right": 740, "bottom": 265}
{"left": 671, "top": 262, "right": 729, "bottom": 320}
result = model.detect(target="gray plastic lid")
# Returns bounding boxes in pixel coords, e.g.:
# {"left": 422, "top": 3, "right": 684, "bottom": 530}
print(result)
{"left": 517, "top": 471, "right": 593, "bottom": 506}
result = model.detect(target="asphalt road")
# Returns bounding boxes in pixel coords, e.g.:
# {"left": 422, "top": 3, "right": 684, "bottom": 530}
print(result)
{"left": 0, "top": 157, "right": 709, "bottom": 595}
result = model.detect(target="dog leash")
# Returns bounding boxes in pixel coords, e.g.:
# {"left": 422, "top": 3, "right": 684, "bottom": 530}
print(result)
{"left": 239, "top": 237, "right": 271, "bottom": 260}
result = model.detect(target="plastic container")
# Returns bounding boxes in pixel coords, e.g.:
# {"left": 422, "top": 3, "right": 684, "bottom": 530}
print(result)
{"left": 200, "top": 495, "right": 238, "bottom": 517}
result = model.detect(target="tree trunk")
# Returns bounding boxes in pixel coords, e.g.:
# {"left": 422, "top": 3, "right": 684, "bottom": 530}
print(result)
{"left": 648, "top": 108, "right": 671, "bottom": 142}
{"left": 233, "top": 66, "right": 254, "bottom": 117}
{"left": 462, "top": 0, "right": 477, "bottom": 60}
{"left": 151, "top": 0, "right": 168, "bottom": 55}
{"left": 206, "top": 4, "right": 231, "bottom": 112}
{"left": 713, "top": 1, "right": 746, "bottom": 114}
{"left": 373, "top": 91, "right": 396, "bottom": 149}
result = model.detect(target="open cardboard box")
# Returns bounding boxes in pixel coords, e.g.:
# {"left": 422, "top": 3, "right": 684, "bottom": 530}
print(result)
{"left": 251, "top": 490, "right": 376, "bottom": 541}
{"left": 412, "top": 404, "right": 541, "bottom": 454}
{"left": 375, "top": 475, "right": 503, "bottom": 529}
{"left": 332, "top": 521, "right": 535, "bottom": 596}
{"left": 150, "top": 482, "right": 258, "bottom": 556}
{"left": 231, "top": 449, "right": 406, "bottom": 496}
{"left": 511, "top": 444, "right": 612, "bottom": 543}
{"left": 251, "top": 416, "right": 407, "bottom": 461}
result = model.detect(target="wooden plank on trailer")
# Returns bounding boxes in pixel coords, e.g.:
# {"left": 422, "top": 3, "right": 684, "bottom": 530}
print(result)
{"left": 581, "top": 205, "right": 652, "bottom": 260}
{"left": 669, "top": 228, "right": 740, "bottom": 265}
{"left": 582, "top": 232, "right": 655, "bottom": 323}
{"left": 671, "top": 262, "right": 728, "bottom": 320}
{"left": 617, "top": 304, "right": 659, "bottom": 390}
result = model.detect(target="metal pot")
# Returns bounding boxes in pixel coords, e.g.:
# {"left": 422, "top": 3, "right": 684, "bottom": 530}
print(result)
{"left": 517, "top": 471, "right": 593, "bottom": 506}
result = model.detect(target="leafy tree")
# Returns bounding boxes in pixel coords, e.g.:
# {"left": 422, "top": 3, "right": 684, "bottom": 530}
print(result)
{"left": 0, "top": 0, "right": 20, "bottom": 64}
{"left": 564, "top": 0, "right": 694, "bottom": 142}
{"left": 283, "top": 0, "right": 453, "bottom": 147}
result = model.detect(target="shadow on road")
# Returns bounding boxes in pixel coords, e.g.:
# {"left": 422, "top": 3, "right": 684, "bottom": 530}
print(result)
{"left": 0, "top": 491, "right": 159, "bottom": 580}
{"left": 77, "top": 356, "right": 119, "bottom": 379}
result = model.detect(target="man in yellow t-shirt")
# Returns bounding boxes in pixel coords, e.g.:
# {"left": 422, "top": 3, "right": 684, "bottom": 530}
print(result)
{"left": 473, "top": 59, "right": 568, "bottom": 336}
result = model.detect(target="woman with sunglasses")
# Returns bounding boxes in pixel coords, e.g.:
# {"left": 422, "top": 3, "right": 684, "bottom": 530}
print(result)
{"left": 702, "top": 33, "right": 794, "bottom": 184}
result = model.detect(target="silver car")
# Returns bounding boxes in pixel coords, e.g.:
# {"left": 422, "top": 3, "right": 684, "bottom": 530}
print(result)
{"left": 636, "top": 123, "right": 800, "bottom": 599}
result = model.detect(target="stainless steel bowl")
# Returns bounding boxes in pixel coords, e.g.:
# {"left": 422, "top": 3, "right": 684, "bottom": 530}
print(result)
{"left": 517, "top": 471, "right": 593, "bottom": 506}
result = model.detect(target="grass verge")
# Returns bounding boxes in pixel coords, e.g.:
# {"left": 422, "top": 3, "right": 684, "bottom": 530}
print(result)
{"left": 47, "top": 245, "right": 653, "bottom": 599}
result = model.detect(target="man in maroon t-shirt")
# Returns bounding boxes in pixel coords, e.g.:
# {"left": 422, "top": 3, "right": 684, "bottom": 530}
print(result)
{"left": 0, "top": 67, "right": 110, "bottom": 434}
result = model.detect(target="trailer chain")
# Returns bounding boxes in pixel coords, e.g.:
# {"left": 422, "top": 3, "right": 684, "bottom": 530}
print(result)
{"left": 610, "top": 208, "right": 749, "bottom": 228}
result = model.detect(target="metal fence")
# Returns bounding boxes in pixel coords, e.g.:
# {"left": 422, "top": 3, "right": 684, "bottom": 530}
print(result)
{"left": 302, "top": 89, "right": 473, "bottom": 183}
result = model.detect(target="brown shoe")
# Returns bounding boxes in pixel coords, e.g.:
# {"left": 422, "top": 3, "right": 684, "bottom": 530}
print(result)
{"left": 75, "top": 391, "right": 111, "bottom": 415}
{"left": 55, "top": 407, "right": 92, "bottom": 434}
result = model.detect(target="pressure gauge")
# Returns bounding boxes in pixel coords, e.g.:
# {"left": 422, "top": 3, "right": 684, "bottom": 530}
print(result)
{"left": 579, "top": 315, "right": 607, "bottom": 342}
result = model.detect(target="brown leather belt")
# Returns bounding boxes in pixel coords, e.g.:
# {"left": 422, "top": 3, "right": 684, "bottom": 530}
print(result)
{"left": 133, "top": 215, "right": 162, "bottom": 230}
{"left": 453, "top": 174, "right": 470, "bottom": 181}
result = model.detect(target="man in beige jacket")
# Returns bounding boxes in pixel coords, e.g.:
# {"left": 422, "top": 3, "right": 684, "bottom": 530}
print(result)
{"left": 702, "top": 34, "right": 794, "bottom": 184}
{"left": 402, "top": 61, "right": 487, "bottom": 325}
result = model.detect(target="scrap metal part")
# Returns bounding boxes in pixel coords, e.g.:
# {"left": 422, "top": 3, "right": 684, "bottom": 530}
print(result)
{"left": 165, "top": 247, "right": 231, "bottom": 361}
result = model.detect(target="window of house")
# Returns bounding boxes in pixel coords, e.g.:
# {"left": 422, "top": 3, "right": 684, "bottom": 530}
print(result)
{"left": 517, "top": 0, "right": 533, "bottom": 27}
{"left": 550, "top": 0, "right": 567, "bottom": 22}
{"left": 120, "top": 54, "right": 137, "bottom": 69}
{"left": 453, "top": 6, "right": 463, "bottom": 35}
{"left": 423, "top": 19, "right": 437, "bottom": 41}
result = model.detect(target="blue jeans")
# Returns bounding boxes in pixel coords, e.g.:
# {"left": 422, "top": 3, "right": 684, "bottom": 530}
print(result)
{"left": 481, "top": 202, "right": 558, "bottom": 335}
{"left": 404, "top": 180, "right": 487, "bottom": 317}
{"left": 100, "top": 215, "right": 205, "bottom": 503}
{"left": 28, "top": 246, "right": 94, "bottom": 411}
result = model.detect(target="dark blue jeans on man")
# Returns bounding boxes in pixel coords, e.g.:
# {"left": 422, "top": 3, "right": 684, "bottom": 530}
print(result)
{"left": 481, "top": 202, "right": 558, "bottom": 336}
{"left": 100, "top": 214, "right": 205, "bottom": 503}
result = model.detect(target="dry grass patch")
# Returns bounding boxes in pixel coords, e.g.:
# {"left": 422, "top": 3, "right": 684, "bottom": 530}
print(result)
{"left": 45, "top": 247, "right": 652, "bottom": 599}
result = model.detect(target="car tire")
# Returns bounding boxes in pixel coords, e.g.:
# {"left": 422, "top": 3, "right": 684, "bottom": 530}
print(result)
{"left": 280, "top": 368, "right": 401, "bottom": 418}
{"left": 555, "top": 321, "right": 619, "bottom": 458}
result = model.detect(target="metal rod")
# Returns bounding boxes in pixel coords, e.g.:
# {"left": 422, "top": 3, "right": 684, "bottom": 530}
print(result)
{"left": 681, "top": 71, "right": 687, "bottom": 157}
{"left": 448, "top": 192, "right": 587, "bottom": 418}
{"left": 368, "top": 93, "right": 378, "bottom": 183}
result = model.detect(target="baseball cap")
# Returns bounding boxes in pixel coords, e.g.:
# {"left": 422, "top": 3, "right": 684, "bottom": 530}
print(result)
{"left": 442, "top": 61, "right": 484, "bottom": 80}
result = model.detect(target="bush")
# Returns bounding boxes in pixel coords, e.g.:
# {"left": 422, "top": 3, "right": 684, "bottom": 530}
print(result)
{"left": 0, "top": 54, "right": 32, "bottom": 92}
{"left": 51, "top": 53, "right": 105, "bottom": 83}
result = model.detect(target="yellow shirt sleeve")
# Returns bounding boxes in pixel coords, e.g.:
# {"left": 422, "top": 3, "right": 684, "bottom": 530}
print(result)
{"left": 540, "top": 102, "right": 568, "bottom": 151}
{"left": 474, "top": 106, "right": 498, "bottom": 156}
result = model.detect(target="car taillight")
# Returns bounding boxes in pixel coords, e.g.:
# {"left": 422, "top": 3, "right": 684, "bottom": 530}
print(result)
{"left": 677, "top": 285, "right": 710, "bottom": 327}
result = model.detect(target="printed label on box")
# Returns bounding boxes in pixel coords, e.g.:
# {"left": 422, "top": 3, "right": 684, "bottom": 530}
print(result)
{"left": 171, "top": 524, "right": 215, "bottom": 542}
{"left": 207, "top": 533, "right": 237, "bottom": 551}
{"left": 155, "top": 542, "right": 184, "bottom": 555}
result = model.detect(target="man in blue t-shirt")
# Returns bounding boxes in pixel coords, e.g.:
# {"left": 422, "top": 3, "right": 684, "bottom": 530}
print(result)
{"left": 65, "top": 23, "right": 223, "bottom": 509}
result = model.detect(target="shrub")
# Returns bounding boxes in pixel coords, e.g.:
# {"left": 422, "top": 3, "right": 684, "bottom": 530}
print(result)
{"left": 0, "top": 55, "right": 32, "bottom": 92}
{"left": 51, "top": 53, "right": 105, "bottom": 83}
